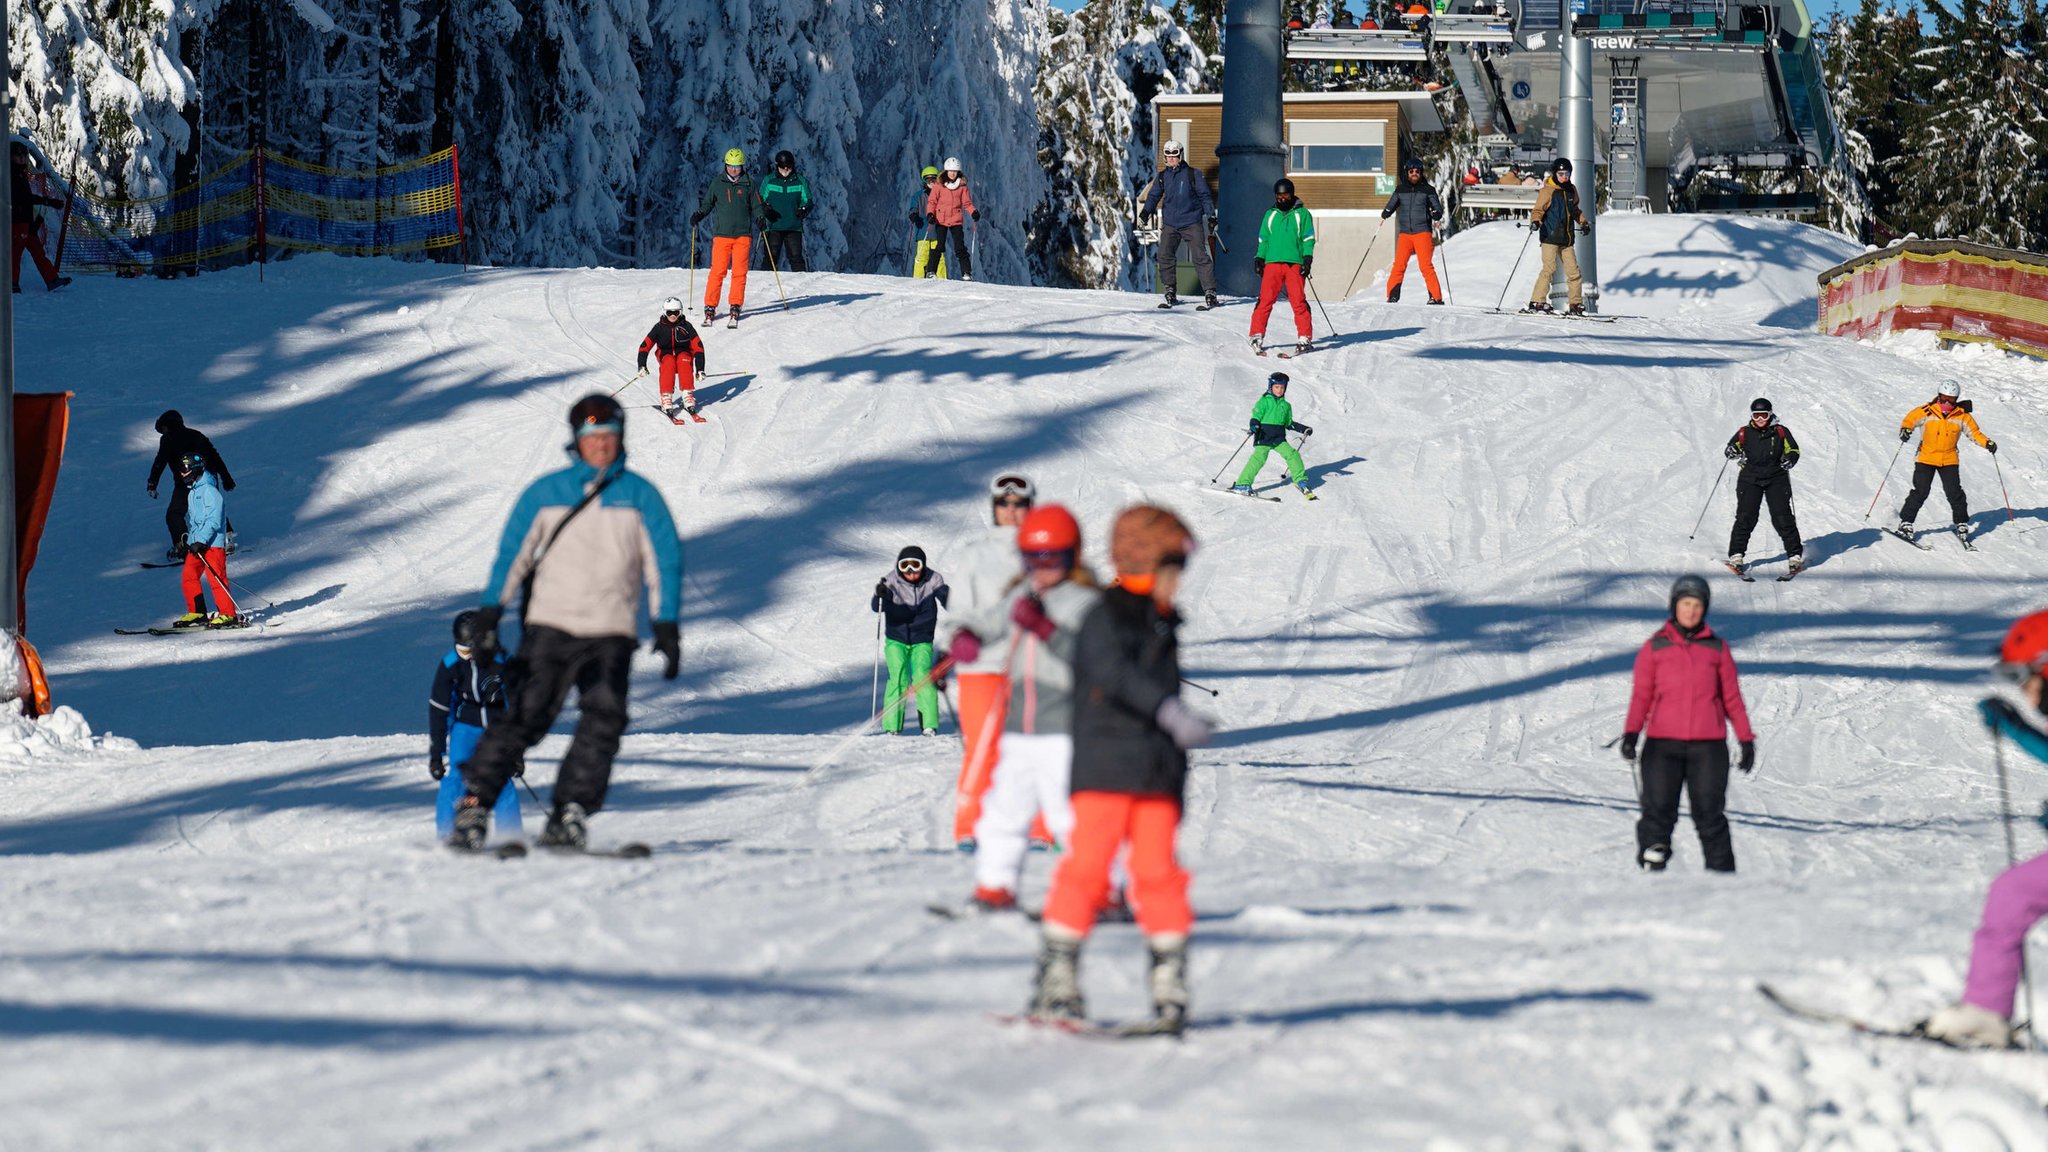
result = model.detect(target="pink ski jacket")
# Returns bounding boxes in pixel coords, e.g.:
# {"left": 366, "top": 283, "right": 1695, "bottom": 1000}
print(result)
{"left": 1625, "top": 621, "right": 1755, "bottom": 742}
{"left": 925, "top": 178, "right": 977, "bottom": 227}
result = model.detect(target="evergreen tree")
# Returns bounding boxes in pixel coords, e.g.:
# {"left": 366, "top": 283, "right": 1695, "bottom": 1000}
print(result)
{"left": 1820, "top": 0, "right": 1922, "bottom": 240}
{"left": 1902, "top": 0, "right": 2048, "bottom": 248}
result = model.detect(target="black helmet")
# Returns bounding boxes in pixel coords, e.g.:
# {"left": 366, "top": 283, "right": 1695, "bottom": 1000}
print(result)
{"left": 453, "top": 609, "right": 481, "bottom": 648}
{"left": 1668, "top": 574, "right": 1710, "bottom": 617}
{"left": 1268, "top": 371, "right": 1290, "bottom": 389}
{"left": 1273, "top": 177, "right": 1295, "bottom": 196}
{"left": 774, "top": 149, "right": 795, "bottom": 169}
{"left": 155, "top": 409, "right": 184, "bottom": 434}
{"left": 568, "top": 393, "right": 625, "bottom": 438}
{"left": 1552, "top": 157, "right": 1574, "bottom": 175}
{"left": 1404, "top": 159, "right": 1424, "bottom": 175}
{"left": 176, "top": 452, "right": 206, "bottom": 476}
{"left": 1750, "top": 397, "right": 1772, "bottom": 414}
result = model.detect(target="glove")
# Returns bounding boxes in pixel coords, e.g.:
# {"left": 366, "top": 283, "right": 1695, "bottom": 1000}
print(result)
{"left": 970, "top": 209, "right": 981, "bottom": 222}
{"left": 909, "top": 210, "right": 922, "bottom": 226}
{"left": 874, "top": 579, "right": 889, "bottom": 604}
{"left": 1899, "top": 427, "right": 1913, "bottom": 443}
{"left": 690, "top": 210, "right": 707, "bottom": 227}
{"left": 1577, "top": 223, "right": 1590, "bottom": 235}
{"left": 1738, "top": 739, "right": 1756, "bottom": 775}
{"left": 950, "top": 630, "right": 982, "bottom": 665}
{"left": 1981, "top": 696, "right": 2025, "bottom": 731}
{"left": 798, "top": 203, "right": 811, "bottom": 218}
{"left": 222, "top": 478, "right": 235, "bottom": 492}
{"left": 928, "top": 213, "right": 940, "bottom": 226}
{"left": 1782, "top": 453, "right": 1799, "bottom": 471}
{"left": 1530, "top": 220, "right": 1542, "bottom": 231}
{"left": 147, "top": 485, "right": 157, "bottom": 499}
{"left": 763, "top": 206, "right": 781, "bottom": 223}
{"left": 1011, "top": 595, "right": 1056, "bottom": 641}
{"left": 1619, "top": 732, "right": 1638, "bottom": 762}
{"left": 1724, "top": 443, "right": 1742, "bottom": 460}
{"left": 1248, "top": 418, "right": 1262, "bottom": 437}
{"left": 470, "top": 605, "right": 504, "bottom": 662}
{"left": 1987, "top": 440, "right": 1998, "bottom": 454}
{"left": 636, "top": 364, "right": 649, "bottom": 377}
{"left": 1253, "top": 257, "right": 1266, "bottom": 274}
{"left": 1155, "top": 697, "right": 1215, "bottom": 750}
{"left": 429, "top": 755, "right": 445, "bottom": 782}
{"left": 1302, "top": 256, "right": 1314, "bottom": 279}
{"left": 651, "top": 620, "right": 680, "bottom": 680}
{"left": 1380, "top": 208, "right": 1393, "bottom": 220}
{"left": 1295, "top": 424, "right": 1313, "bottom": 437}
{"left": 170, "top": 541, "right": 188, "bottom": 559}
{"left": 511, "top": 755, "right": 527, "bottom": 779}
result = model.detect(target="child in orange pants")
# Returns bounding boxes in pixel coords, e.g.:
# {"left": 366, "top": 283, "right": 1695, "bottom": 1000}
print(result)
{"left": 1029, "top": 505, "right": 1213, "bottom": 1034}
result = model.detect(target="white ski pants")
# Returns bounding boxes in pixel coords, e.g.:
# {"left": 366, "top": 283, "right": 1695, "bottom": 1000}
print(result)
{"left": 973, "top": 733, "right": 1075, "bottom": 892}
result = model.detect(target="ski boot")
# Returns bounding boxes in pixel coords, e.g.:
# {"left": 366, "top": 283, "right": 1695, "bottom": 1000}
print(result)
{"left": 1144, "top": 937, "right": 1190, "bottom": 1035}
{"left": 726, "top": 307, "right": 742, "bottom": 328}
{"left": 683, "top": 391, "right": 700, "bottom": 416}
{"left": 1387, "top": 283, "right": 1402, "bottom": 303}
{"left": 207, "top": 612, "right": 240, "bottom": 628}
{"left": 225, "top": 530, "right": 238, "bottom": 555}
{"left": 539, "top": 801, "right": 589, "bottom": 850}
{"left": 1295, "top": 479, "right": 1317, "bottom": 501}
{"left": 1028, "top": 931, "right": 1085, "bottom": 1023}
{"left": 1203, "top": 292, "right": 1219, "bottom": 309}
{"left": 1954, "top": 521, "right": 1974, "bottom": 541}
{"left": 1638, "top": 843, "right": 1670, "bottom": 873}
{"left": 1724, "top": 552, "right": 1747, "bottom": 577}
{"left": 1787, "top": 552, "right": 1807, "bottom": 574}
{"left": 970, "top": 885, "right": 1018, "bottom": 912}
{"left": 1231, "top": 483, "right": 1254, "bottom": 496}
{"left": 1248, "top": 334, "right": 1265, "bottom": 355}
{"left": 1427, "top": 296, "right": 1446, "bottom": 306}
{"left": 1159, "top": 291, "right": 1178, "bottom": 309}
{"left": 1567, "top": 303, "right": 1587, "bottom": 317}
{"left": 1525, "top": 300, "right": 1555, "bottom": 314}
{"left": 1294, "top": 339, "right": 1312, "bottom": 355}
{"left": 1893, "top": 519, "right": 1916, "bottom": 543}
{"left": 1917, "top": 1002, "right": 2015, "bottom": 1049}
{"left": 448, "top": 794, "right": 491, "bottom": 851}
{"left": 173, "top": 611, "right": 209, "bottom": 629}
{"left": 960, "top": 273, "right": 973, "bottom": 282}
{"left": 921, "top": 727, "right": 938, "bottom": 737}
{"left": 703, "top": 306, "right": 715, "bottom": 325}
{"left": 659, "top": 394, "right": 681, "bottom": 420}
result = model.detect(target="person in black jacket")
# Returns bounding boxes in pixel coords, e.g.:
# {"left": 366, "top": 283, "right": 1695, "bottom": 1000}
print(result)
{"left": 147, "top": 410, "right": 235, "bottom": 560}
{"left": 1140, "top": 139, "right": 1218, "bottom": 309}
{"left": 10, "top": 143, "right": 69, "bottom": 293}
{"left": 872, "top": 546, "right": 950, "bottom": 735}
{"left": 1029, "top": 505, "right": 1213, "bottom": 1034}
{"left": 635, "top": 296, "right": 707, "bottom": 417}
{"left": 1723, "top": 397, "right": 1803, "bottom": 576}
{"left": 429, "top": 610, "right": 523, "bottom": 839}
{"left": 1379, "top": 160, "right": 1444, "bottom": 304}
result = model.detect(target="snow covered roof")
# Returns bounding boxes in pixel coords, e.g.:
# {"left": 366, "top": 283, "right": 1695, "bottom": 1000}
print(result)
{"left": 1153, "top": 90, "right": 1448, "bottom": 133}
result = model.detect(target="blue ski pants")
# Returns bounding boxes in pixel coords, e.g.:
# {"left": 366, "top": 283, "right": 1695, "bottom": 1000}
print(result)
{"left": 437, "top": 721, "right": 523, "bottom": 838}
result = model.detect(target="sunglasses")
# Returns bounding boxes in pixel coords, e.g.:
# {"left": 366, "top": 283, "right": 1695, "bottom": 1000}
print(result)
{"left": 897, "top": 559, "right": 924, "bottom": 574}
{"left": 1021, "top": 550, "right": 1069, "bottom": 571}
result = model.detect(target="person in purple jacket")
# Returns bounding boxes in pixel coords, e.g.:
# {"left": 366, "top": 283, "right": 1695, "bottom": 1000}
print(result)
{"left": 1619, "top": 574, "right": 1755, "bottom": 873}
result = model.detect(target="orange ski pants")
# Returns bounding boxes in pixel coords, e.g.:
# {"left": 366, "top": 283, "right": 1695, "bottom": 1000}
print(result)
{"left": 1386, "top": 231, "right": 1441, "bottom": 299}
{"left": 953, "top": 673, "right": 1048, "bottom": 845}
{"left": 181, "top": 547, "right": 237, "bottom": 616}
{"left": 1043, "top": 791, "right": 1191, "bottom": 939}
{"left": 705, "top": 235, "right": 752, "bottom": 312}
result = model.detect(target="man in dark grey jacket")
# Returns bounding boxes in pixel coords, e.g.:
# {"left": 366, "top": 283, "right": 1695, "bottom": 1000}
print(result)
{"left": 1379, "top": 160, "right": 1445, "bottom": 304}
{"left": 1140, "top": 139, "right": 1218, "bottom": 309}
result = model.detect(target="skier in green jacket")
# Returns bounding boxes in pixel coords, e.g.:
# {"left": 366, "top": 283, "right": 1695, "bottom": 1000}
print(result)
{"left": 689, "top": 148, "right": 772, "bottom": 324}
{"left": 761, "top": 150, "right": 812, "bottom": 273}
{"left": 1232, "top": 372, "right": 1316, "bottom": 500}
{"left": 1250, "top": 179, "right": 1316, "bottom": 355}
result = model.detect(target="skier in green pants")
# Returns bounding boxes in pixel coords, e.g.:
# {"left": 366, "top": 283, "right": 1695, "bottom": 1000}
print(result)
{"left": 872, "top": 545, "right": 950, "bottom": 734}
{"left": 1233, "top": 372, "right": 1316, "bottom": 500}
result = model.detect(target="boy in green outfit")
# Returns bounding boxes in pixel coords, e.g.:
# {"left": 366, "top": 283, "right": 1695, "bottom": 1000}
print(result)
{"left": 1232, "top": 372, "right": 1317, "bottom": 500}
{"left": 871, "top": 546, "right": 951, "bottom": 734}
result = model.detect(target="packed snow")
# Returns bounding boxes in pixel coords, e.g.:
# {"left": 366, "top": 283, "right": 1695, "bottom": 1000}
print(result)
{"left": 5, "top": 215, "right": 2048, "bottom": 1149}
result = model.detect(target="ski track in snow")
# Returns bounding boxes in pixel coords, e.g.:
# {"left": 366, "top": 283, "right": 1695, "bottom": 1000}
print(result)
{"left": 5, "top": 219, "right": 2048, "bottom": 1148}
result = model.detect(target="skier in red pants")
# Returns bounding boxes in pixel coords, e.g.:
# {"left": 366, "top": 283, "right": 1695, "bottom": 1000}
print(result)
{"left": 1249, "top": 178, "right": 1315, "bottom": 355}
{"left": 635, "top": 297, "right": 706, "bottom": 419}
{"left": 10, "top": 143, "right": 69, "bottom": 293}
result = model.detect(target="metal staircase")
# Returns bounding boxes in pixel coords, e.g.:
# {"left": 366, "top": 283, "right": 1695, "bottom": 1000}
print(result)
{"left": 1606, "top": 59, "right": 1650, "bottom": 212}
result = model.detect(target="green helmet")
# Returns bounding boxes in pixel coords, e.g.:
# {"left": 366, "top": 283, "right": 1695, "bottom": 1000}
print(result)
{"left": 920, "top": 165, "right": 940, "bottom": 179}
{"left": 723, "top": 147, "right": 745, "bottom": 167}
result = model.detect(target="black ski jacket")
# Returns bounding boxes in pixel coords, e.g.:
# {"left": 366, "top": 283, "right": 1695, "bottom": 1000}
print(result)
{"left": 636, "top": 315, "right": 705, "bottom": 369}
{"left": 148, "top": 424, "right": 235, "bottom": 492}
{"left": 1725, "top": 419, "right": 1799, "bottom": 483}
{"left": 1380, "top": 180, "right": 1443, "bottom": 235}
{"left": 10, "top": 165, "right": 61, "bottom": 225}
{"left": 428, "top": 648, "right": 511, "bottom": 761}
{"left": 1070, "top": 586, "right": 1189, "bottom": 800}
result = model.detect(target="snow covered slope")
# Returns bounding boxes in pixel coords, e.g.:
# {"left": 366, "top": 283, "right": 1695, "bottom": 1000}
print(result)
{"left": 6, "top": 217, "right": 2048, "bottom": 1149}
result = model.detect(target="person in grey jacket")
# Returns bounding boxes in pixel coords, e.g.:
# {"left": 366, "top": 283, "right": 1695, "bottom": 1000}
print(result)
{"left": 1141, "top": 139, "right": 1218, "bottom": 309}
{"left": 1380, "top": 159, "right": 1445, "bottom": 304}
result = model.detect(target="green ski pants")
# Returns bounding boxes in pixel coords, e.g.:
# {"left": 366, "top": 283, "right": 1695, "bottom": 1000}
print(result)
{"left": 1236, "top": 442, "right": 1306, "bottom": 487}
{"left": 884, "top": 639, "right": 939, "bottom": 732}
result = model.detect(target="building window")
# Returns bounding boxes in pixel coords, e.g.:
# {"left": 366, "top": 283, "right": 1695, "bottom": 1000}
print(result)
{"left": 1287, "top": 119, "right": 1386, "bottom": 175}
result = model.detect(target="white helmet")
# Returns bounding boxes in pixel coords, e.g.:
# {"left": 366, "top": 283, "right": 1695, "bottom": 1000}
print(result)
{"left": 1936, "top": 379, "right": 1963, "bottom": 401}
{"left": 943, "top": 157, "right": 962, "bottom": 173}
{"left": 663, "top": 296, "right": 683, "bottom": 313}
{"left": 989, "top": 472, "right": 1036, "bottom": 502}
{"left": 1162, "top": 138, "right": 1185, "bottom": 157}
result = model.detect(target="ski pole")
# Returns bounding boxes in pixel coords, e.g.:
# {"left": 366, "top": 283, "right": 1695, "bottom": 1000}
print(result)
{"left": 1210, "top": 434, "right": 1251, "bottom": 484}
{"left": 1994, "top": 730, "right": 2038, "bottom": 1045}
{"left": 1864, "top": 439, "right": 1909, "bottom": 520}
{"left": 1208, "top": 215, "right": 1228, "bottom": 254}
{"left": 1435, "top": 230, "right": 1453, "bottom": 304}
{"left": 970, "top": 218, "right": 979, "bottom": 279}
{"left": 516, "top": 774, "right": 545, "bottom": 808}
{"left": 1339, "top": 222, "right": 1382, "bottom": 301}
{"left": 197, "top": 547, "right": 274, "bottom": 612}
{"left": 813, "top": 653, "right": 961, "bottom": 776}
{"left": 870, "top": 613, "right": 883, "bottom": 720}
{"left": 1993, "top": 450, "right": 2015, "bottom": 523}
{"left": 1494, "top": 225, "right": 1536, "bottom": 313}
{"left": 688, "top": 221, "right": 699, "bottom": 304}
{"left": 904, "top": 223, "right": 916, "bottom": 277}
{"left": 762, "top": 228, "right": 789, "bottom": 310}
{"left": 1687, "top": 457, "right": 1731, "bottom": 541}
{"left": 1306, "top": 273, "right": 1340, "bottom": 340}
{"left": 609, "top": 368, "right": 649, "bottom": 400}
{"left": 1179, "top": 675, "right": 1219, "bottom": 697}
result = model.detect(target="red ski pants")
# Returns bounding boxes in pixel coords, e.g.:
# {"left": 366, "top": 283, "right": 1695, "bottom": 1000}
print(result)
{"left": 953, "top": 673, "right": 1051, "bottom": 845}
{"left": 12, "top": 224, "right": 58, "bottom": 289}
{"left": 705, "top": 236, "right": 751, "bottom": 312}
{"left": 1386, "top": 231, "right": 1441, "bottom": 299}
{"left": 656, "top": 353, "right": 696, "bottom": 403}
{"left": 182, "top": 547, "right": 237, "bottom": 616}
{"left": 1249, "top": 262, "right": 1311, "bottom": 341}
{"left": 1043, "top": 791, "right": 1191, "bottom": 939}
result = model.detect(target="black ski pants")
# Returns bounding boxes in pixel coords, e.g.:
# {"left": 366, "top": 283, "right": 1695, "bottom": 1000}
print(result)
{"left": 1156, "top": 222, "right": 1217, "bottom": 296}
{"left": 1636, "top": 738, "right": 1734, "bottom": 872}
{"left": 1728, "top": 471, "right": 1802, "bottom": 558}
{"left": 763, "top": 229, "right": 806, "bottom": 273}
{"left": 923, "top": 223, "right": 970, "bottom": 278}
{"left": 462, "top": 625, "right": 635, "bottom": 815}
{"left": 1899, "top": 462, "right": 1968, "bottom": 526}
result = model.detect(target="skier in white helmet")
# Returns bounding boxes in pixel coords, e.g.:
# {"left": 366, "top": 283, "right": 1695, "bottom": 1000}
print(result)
{"left": 635, "top": 297, "right": 707, "bottom": 419}
{"left": 922, "top": 157, "right": 978, "bottom": 281}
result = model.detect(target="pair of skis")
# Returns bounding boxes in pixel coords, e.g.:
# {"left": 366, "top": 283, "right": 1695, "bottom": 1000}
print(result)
{"left": 1483, "top": 306, "right": 1622, "bottom": 324}
{"left": 1725, "top": 560, "right": 1804, "bottom": 584}
{"left": 1885, "top": 526, "right": 1975, "bottom": 553}
{"left": 652, "top": 403, "right": 707, "bottom": 425}
{"left": 467, "top": 840, "right": 653, "bottom": 860}
{"left": 114, "top": 618, "right": 259, "bottom": 636}
{"left": 1158, "top": 298, "right": 1223, "bottom": 312}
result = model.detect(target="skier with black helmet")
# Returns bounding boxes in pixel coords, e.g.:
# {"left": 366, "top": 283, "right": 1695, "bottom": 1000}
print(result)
{"left": 147, "top": 409, "right": 236, "bottom": 561}
{"left": 10, "top": 142, "right": 69, "bottom": 292}
{"left": 1723, "top": 397, "right": 1805, "bottom": 578}
{"left": 1380, "top": 159, "right": 1445, "bottom": 304}
{"left": 1231, "top": 372, "right": 1316, "bottom": 500}
{"left": 168, "top": 451, "right": 239, "bottom": 628}
{"left": 1892, "top": 379, "right": 1996, "bottom": 547}
{"left": 1250, "top": 178, "right": 1316, "bottom": 355}
{"left": 428, "top": 610, "right": 521, "bottom": 839}
{"left": 871, "top": 544, "right": 950, "bottom": 736}
{"left": 1525, "top": 156, "right": 1591, "bottom": 315}
{"left": 635, "top": 297, "right": 707, "bottom": 420}
{"left": 1141, "top": 138, "right": 1218, "bottom": 309}
{"left": 448, "top": 393, "right": 683, "bottom": 852}
{"left": 1619, "top": 575, "right": 1755, "bottom": 873}
{"left": 761, "top": 150, "right": 812, "bottom": 273}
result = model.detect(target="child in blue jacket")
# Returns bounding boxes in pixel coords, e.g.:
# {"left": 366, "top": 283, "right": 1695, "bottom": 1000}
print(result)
{"left": 430, "top": 610, "right": 523, "bottom": 838}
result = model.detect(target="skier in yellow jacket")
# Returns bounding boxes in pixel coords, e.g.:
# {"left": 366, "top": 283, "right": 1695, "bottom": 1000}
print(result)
{"left": 1894, "top": 380, "right": 1997, "bottom": 544}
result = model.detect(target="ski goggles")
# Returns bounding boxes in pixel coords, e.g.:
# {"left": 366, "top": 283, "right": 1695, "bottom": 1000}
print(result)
{"left": 991, "top": 475, "right": 1035, "bottom": 501}
{"left": 1021, "top": 550, "right": 1071, "bottom": 571}
{"left": 897, "top": 558, "right": 924, "bottom": 575}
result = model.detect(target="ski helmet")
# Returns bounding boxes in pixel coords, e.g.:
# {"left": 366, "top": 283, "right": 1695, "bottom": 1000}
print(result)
{"left": 1110, "top": 505, "right": 1195, "bottom": 578}
{"left": 774, "top": 150, "right": 795, "bottom": 169}
{"left": 1404, "top": 159, "right": 1424, "bottom": 176}
{"left": 989, "top": 472, "right": 1037, "bottom": 503}
{"left": 1552, "top": 157, "right": 1574, "bottom": 175}
{"left": 1750, "top": 397, "right": 1772, "bottom": 414}
{"left": 921, "top": 165, "right": 939, "bottom": 180}
{"left": 568, "top": 393, "right": 625, "bottom": 438}
{"left": 896, "top": 545, "right": 927, "bottom": 575}
{"left": 155, "top": 409, "right": 185, "bottom": 435}
{"left": 724, "top": 147, "right": 746, "bottom": 167}
{"left": 1274, "top": 177, "right": 1296, "bottom": 197}
{"left": 943, "top": 157, "right": 962, "bottom": 173}
{"left": 1668, "top": 574, "right": 1711, "bottom": 617}
{"left": 1162, "top": 138, "right": 1185, "bottom": 158}
{"left": 1998, "top": 610, "right": 2048, "bottom": 677}
{"left": 1935, "top": 379, "right": 1963, "bottom": 401}
{"left": 176, "top": 451, "right": 206, "bottom": 476}
{"left": 1017, "top": 504, "right": 1081, "bottom": 554}
{"left": 1268, "top": 371, "right": 1290, "bottom": 390}
{"left": 663, "top": 296, "right": 683, "bottom": 314}
{"left": 453, "top": 609, "right": 481, "bottom": 648}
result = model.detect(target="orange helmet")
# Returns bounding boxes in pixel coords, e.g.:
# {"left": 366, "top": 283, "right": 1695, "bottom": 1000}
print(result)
{"left": 1999, "top": 610, "right": 2048, "bottom": 677}
{"left": 1017, "top": 504, "right": 1081, "bottom": 554}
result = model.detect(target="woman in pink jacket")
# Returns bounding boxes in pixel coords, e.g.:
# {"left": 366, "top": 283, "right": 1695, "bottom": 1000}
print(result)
{"left": 921, "top": 158, "right": 979, "bottom": 281}
{"left": 1620, "top": 574, "right": 1755, "bottom": 873}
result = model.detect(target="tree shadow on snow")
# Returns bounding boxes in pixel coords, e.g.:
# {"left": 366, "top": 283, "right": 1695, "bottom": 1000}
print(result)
{"left": 773, "top": 291, "right": 884, "bottom": 314}
{"left": 1196, "top": 986, "right": 1652, "bottom": 1029}
{"left": 0, "top": 999, "right": 541, "bottom": 1047}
